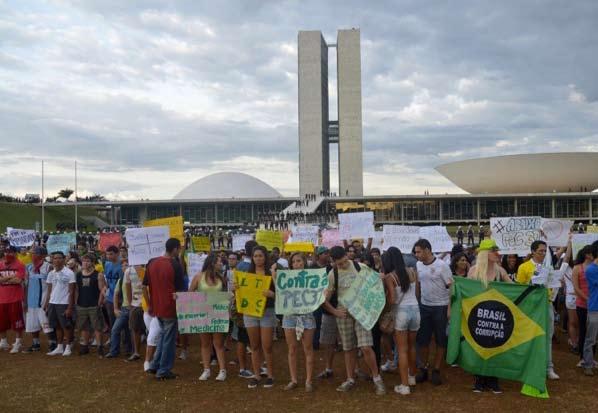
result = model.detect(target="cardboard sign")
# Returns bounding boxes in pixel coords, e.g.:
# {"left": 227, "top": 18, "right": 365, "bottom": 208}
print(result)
{"left": 99, "top": 232, "right": 122, "bottom": 251}
{"left": 275, "top": 268, "right": 328, "bottom": 315}
{"left": 284, "top": 242, "right": 315, "bottom": 253}
{"left": 338, "top": 266, "right": 385, "bottom": 330}
{"left": 321, "top": 229, "right": 342, "bottom": 248}
{"left": 490, "top": 217, "right": 542, "bottom": 256}
{"left": 7, "top": 227, "right": 36, "bottom": 247}
{"left": 125, "top": 226, "right": 169, "bottom": 265}
{"left": 382, "top": 225, "right": 420, "bottom": 252}
{"left": 176, "top": 292, "right": 230, "bottom": 334}
{"left": 192, "top": 236, "right": 211, "bottom": 252}
{"left": 255, "top": 230, "right": 284, "bottom": 251}
{"left": 232, "top": 234, "right": 254, "bottom": 252}
{"left": 46, "top": 232, "right": 76, "bottom": 255}
{"left": 234, "top": 271, "right": 272, "bottom": 317}
{"left": 572, "top": 233, "right": 598, "bottom": 257}
{"left": 290, "top": 225, "right": 319, "bottom": 245}
{"left": 419, "top": 226, "right": 454, "bottom": 253}
{"left": 186, "top": 252, "right": 207, "bottom": 282}
{"left": 338, "top": 212, "right": 375, "bottom": 240}
{"left": 587, "top": 226, "right": 598, "bottom": 234}
{"left": 540, "top": 219, "right": 573, "bottom": 247}
{"left": 143, "top": 216, "right": 185, "bottom": 244}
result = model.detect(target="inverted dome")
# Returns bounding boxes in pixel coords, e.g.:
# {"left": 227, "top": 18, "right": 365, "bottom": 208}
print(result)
{"left": 435, "top": 152, "right": 598, "bottom": 194}
{"left": 173, "top": 172, "right": 282, "bottom": 199}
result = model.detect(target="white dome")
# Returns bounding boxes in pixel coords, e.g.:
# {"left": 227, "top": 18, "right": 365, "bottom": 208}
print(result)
{"left": 173, "top": 172, "right": 282, "bottom": 199}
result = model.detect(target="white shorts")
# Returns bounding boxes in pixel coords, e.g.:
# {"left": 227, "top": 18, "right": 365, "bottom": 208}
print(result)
{"left": 143, "top": 312, "right": 161, "bottom": 347}
{"left": 26, "top": 308, "right": 53, "bottom": 334}
{"left": 566, "top": 295, "right": 577, "bottom": 310}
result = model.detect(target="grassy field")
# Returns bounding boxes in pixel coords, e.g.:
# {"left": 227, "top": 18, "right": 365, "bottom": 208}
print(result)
{"left": 0, "top": 202, "right": 101, "bottom": 232}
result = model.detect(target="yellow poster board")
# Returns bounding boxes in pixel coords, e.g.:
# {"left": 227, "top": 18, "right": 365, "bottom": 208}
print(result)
{"left": 284, "top": 242, "right": 315, "bottom": 253}
{"left": 234, "top": 271, "right": 272, "bottom": 317}
{"left": 144, "top": 216, "right": 185, "bottom": 245}
{"left": 256, "top": 230, "right": 284, "bottom": 251}
{"left": 192, "top": 236, "right": 211, "bottom": 252}
{"left": 587, "top": 226, "right": 598, "bottom": 233}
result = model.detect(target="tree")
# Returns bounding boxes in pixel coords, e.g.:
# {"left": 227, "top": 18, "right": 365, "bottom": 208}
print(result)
{"left": 58, "top": 188, "right": 74, "bottom": 199}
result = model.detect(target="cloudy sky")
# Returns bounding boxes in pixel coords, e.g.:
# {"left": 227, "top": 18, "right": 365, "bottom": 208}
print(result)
{"left": 1, "top": 1, "right": 597, "bottom": 200}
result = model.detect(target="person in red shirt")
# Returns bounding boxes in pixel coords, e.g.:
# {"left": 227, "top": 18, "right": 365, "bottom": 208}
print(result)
{"left": 0, "top": 246, "right": 27, "bottom": 353}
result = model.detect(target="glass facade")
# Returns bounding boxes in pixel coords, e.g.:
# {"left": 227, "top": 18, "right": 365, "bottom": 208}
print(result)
{"left": 479, "top": 199, "right": 514, "bottom": 219}
{"left": 402, "top": 200, "right": 439, "bottom": 221}
{"left": 517, "top": 199, "right": 552, "bottom": 217}
{"left": 555, "top": 198, "right": 589, "bottom": 218}
{"left": 442, "top": 200, "right": 476, "bottom": 221}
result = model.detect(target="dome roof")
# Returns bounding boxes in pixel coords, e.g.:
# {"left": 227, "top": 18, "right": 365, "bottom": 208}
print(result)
{"left": 435, "top": 152, "right": 598, "bottom": 194}
{"left": 173, "top": 172, "right": 282, "bottom": 200}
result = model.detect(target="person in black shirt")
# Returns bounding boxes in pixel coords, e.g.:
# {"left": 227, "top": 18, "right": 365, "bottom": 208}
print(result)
{"left": 75, "top": 253, "right": 106, "bottom": 356}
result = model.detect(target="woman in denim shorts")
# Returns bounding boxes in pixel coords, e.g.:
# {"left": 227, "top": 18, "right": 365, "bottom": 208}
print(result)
{"left": 241, "top": 246, "right": 276, "bottom": 389}
{"left": 382, "top": 247, "right": 419, "bottom": 396}
{"left": 273, "top": 252, "right": 316, "bottom": 392}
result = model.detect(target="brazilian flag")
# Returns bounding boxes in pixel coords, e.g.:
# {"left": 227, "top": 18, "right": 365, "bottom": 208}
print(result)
{"left": 447, "top": 277, "right": 548, "bottom": 393}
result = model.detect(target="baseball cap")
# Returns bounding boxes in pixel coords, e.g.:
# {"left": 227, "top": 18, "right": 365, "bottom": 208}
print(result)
{"left": 478, "top": 239, "right": 499, "bottom": 252}
{"left": 315, "top": 246, "right": 329, "bottom": 255}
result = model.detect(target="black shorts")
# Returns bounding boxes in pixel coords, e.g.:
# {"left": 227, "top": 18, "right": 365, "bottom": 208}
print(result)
{"left": 48, "top": 304, "right": 73, "bottom": 330}
{"left": 416, "top": 304, "right": 448, "bottom": 348}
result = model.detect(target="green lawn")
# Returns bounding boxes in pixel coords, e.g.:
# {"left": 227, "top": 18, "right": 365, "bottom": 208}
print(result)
{"left": 0, "top": 203, "right": 101, "bottom": 233}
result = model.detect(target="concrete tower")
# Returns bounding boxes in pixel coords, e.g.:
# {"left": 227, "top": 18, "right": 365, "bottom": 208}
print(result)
{"left": 298, "top": 28, "right": 363, "bottom": 197}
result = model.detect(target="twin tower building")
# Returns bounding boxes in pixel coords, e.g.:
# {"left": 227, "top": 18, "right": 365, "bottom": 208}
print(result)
{"left": 298, "top": 29, "right": 363, "bottom": 197}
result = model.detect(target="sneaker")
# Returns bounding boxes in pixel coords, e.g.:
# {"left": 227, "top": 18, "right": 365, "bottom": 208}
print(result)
{"left": 394, "top": 384, "right": 411, "bottom": 395}
{"left": 408, "top": 375, "right": 416, "bottom": 386}
{"left": 317, "top": 369, "right": 333, "bottom": 379}
{"left": 215, "top": 370, "right": 227, "bottom": 382}
{"left": 210, "top": 358, "right": 218, "bottom": 366}
{"left": 144, "top": 361, "right": 151, "bottom": 372}
{"left": 584, "top": 368, "right": 595, "bottom": 376}
{"left": 260, "top": 366, "right": 268, "bottom": 377}
{"left": 48, "top": 342, "right": 57, "bottom": 353}
{"left": 473, "top": 376, "right": 485, "bottom": 393}
{"left": 238, "top": 369, "right": 255, "bottom": 379}
{"left": 91, "top": 338, "right": 99, "bottom": 346}
{"left": 336, "top": 379, "right": 356, "bottom": 392}
{"left": 284, "top": 381, "right": 298, "bottom": 391}
{"left": 23, "top": 343, "right": 41, "bottom": 353}
{"left": 104, "top": 353, "right": 118, "bottom": 359}
{"left": 488, "top": 381, "right": 503, "bottom": 394}
{"left": 430, "top": 369, "right": 442, "bottom": 385}
{"left": 381, "top": 359, "right": 396, "bottom": 372}
{"left": 415, "top": 368, "right": 428, "bottom": 383}
{"left": 547, "top": 369, "right": 560, "bottom": 380}
{"left": 156, "top": 372, "right": 178, "bottom": 380}
{"left": 199, "top": 369, "right": 211, "bottom": 381}
{"left": 577, "top": 360, "right": 584, "bottom": 368}
{"left": 9, "top": 342, "right": 22, "bottom": 354}
{"left": 62, "top": 345, "right": 72, "bottom": 357}
{"left": 373, "top": 379, "right": 386, "bottom": 395}
{"left": 79, "top": 345, "right": 90, "bottom": 356}
{"left": 248, "top": 378, "right": 259, "bottom": 389}
{"left": 305, "top": 382, "right": 314, "bottom": 393}
{"left": 178, "top": 350, "right": 188, "bottom": 360}
{"left": 97, "top": 346, "right": 105, "bottom": 358}
{"left": 262, "top": 378, "right": 274, "bottom": 388}
{"left": 47, "top": 345, "right": 64, "bottom": 356}
{"left": 126, "top": 353, "right": 141, "bottom": 362}
{"left": 0, "top": 340, "right": 9, "bottom": 351}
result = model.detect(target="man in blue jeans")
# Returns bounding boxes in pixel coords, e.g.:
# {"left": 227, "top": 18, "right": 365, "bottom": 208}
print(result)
{"left": 105, "top": 269, "right": 132, "bottom": 358}
{"left": 143, "top": 238, "right": 185, "bottom": 380}
{"left": 582, "top": 241, "right": 598, "bottom": 376}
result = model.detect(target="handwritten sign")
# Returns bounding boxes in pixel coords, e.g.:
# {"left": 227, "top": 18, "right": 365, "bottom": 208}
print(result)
{"left": 321, "top": 229, "right": 342, "bottom": 248}
{"left": 186, "top": 252, "right": 207, "bottom": 282}
{"left": 46, "top": 232, "right": 76, "bottom": 254}
{"left": 275, "top": 268, "right": 328, "bottom": 315}
{"left": 382, "top": 225, "right": 420, "bottom": 252}
{"left": 587, "top": 226, "right": 598, "bottom": 234}
{"left": 234, "top": 271, "right": 272, "bottom": 317}
{"left": 490, "top": 217, "right": 542, "bottom": 256}
{"left": 290, "top": 225, "right": 319, "bottom": 245}
{"left": 338, "top": 266, "right": 385, "bottom": 330}
{"left": 419, "top": 226, "right": 454, "bottom": 253}
{"left": 176, "top": 292, "right": 230, "bottom": 334}
{"left": 540, "top": 219, "right": 573, "bottom": 247}
{"left": 7, "top": 227, "right": 36, "bottom": 247}
{"left": 143, "top": 216, "right": 184, "bottom": 244}
{"left": 255, "top": 230, "right": 284, "bottom": 251}
{"left": 125, "top": 226, "right": 169, "bottom": 265}
{"left": 284, "top": 242, "right": 315, "bottom": 253}
{"left": 338, "top": 212, "right": 375, "bottom": 240}
{"left": 99, "top": 232, "right": 122, "bottom": 251}
{"left": 192, "top": 236, "right": 211, "bottom": 252}
{"left": 232, "top": 234, "right": 254, "bottom": 252}
{"left": 572, "top": 233, "right": 598, "bottom": 257}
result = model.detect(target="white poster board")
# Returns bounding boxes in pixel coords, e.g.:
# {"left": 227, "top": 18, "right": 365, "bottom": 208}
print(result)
{"left": 490, "top": 216, "right": 542, "bottom": 256}
{"left": 419, "top": 226, "right": 454, "bottom": 253}
{"left": 7, "top": 227, "right": 36, "bottom": 247}
{"left": 186, "top": 252, "right": 207, "bottom": 282}
{"left": 232, "top": 234, "right": 254, "bottom": 252}
{"left": 338, "top": 212, "right": 375, "bottom": 240}
{"left": 572, "top": 233, "right": 598, "bottom": 257}
{"left": 382, "top": 225, "right": 420, "bottom": 252}
{"left": 371, "top": 231, "right": 384, "bottom": 251}
{"left": 290, "top": 225, "right": 319, "bottom": 245}
{"left": 540, "top": 218, "right": 573, "bottom": 247}
{"left": 125, "top": 226, "right": 169, "bottom": 265}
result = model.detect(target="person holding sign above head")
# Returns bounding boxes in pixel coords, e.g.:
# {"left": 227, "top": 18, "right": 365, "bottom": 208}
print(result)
{"left": 272, "top": 252, "right": 316, "bottom": 392}
{"left": 467, "top": 240, "right": 511, "bottom": 393}
{"left": 189, "top": 253, "right": 229, "bottom": 382}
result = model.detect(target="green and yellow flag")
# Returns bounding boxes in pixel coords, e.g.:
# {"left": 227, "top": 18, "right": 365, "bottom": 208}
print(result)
{"left": 447, "top": 277, "right": 548, "bottom": 394}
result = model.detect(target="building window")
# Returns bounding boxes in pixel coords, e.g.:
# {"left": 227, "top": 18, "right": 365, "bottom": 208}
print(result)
{"left": 479, "top": 199, "right": 514, "bottom": 219}
{"left": 517, "top": 199, "right": 552, "bottom": 217}
{"left": 442, "top": 200, "right": 476, "bottom": 220}
{"left": 555, "top": 198, "right": 589, "bottom": 218}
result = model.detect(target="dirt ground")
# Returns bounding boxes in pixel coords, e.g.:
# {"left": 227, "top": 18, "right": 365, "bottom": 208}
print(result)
{"left": 0, "top": 328, "right": 595, "bottom": 413}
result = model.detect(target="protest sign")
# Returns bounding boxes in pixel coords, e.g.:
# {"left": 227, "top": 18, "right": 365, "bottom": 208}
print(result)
{"left": 382, "top": 225, "right": 420, "bottom": 252}
{"left": 572, "top": 233, "right": 598, "bottom": 257}
{"left": 290, "top": 225, "right": 319, "bottom": 245}
{"left": 321, "top": 229, "right": 342, "bottom": 248}
{"left": 338, "top": 266, "right": 385, "bottom": 330}
{"left": 255, "top": 230, "right": 284, "bottom": 251}
{"left": 46, "top": 232, "right": 76, "bottom": 254}
{"left": 338, "top": 212, "right": 375, "bottom": 240}
{"left": 143, "top": 216, "right": 185, "bottom": 244}
{"left": 192, "top": 236, "right": 211, "bottom": 252}
{"left": 176, "top": 292, "right": 230, "bottom": 334}
{"left": 99, "top": 232, "right": 122, "bottom": 251}
{"left": 275, "top": 268, "right": 328, "bottom": 315}
{"left": 283, "top": 242, "right": 314, "bottom": 253}
{"left": 540, "top": 218, "right": 573, "bottom": 247}
{"left": 125, "top": 226, "right": 169, "bottom": 265}
{"left": 7, "top": 227, "right": 36, "bottom": 247}
{"left": 419, "top": 226, "right": 454, "bottom": 253}
{"left": 186, "top": 252, "right": 207, "bottom": 282}
{"left": 490, "top": 217, "right": 542, "bottom": 256}
{"left": 234, "top": 271, "right": 272, "bottom": 317}
{"left": 371, "top": 231, "right": 384, "bottom": 251}
{"left": 232, "top": 234, "right": 254, "bottom": 252}
{"left": 587, "top": 226, "right": 598, "bottom": 234}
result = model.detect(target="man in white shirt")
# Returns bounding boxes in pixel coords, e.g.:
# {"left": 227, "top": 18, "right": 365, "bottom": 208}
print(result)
{"left": 44, "top": 251, "right": 76, "bottom": 356}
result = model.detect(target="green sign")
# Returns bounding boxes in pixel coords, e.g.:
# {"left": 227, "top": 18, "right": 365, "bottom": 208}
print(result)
{"left": 275, "top": 268, "right": 328, "bottom": 315}
{"left": 338, "top": 266, "right": 385, "bottom": 330}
